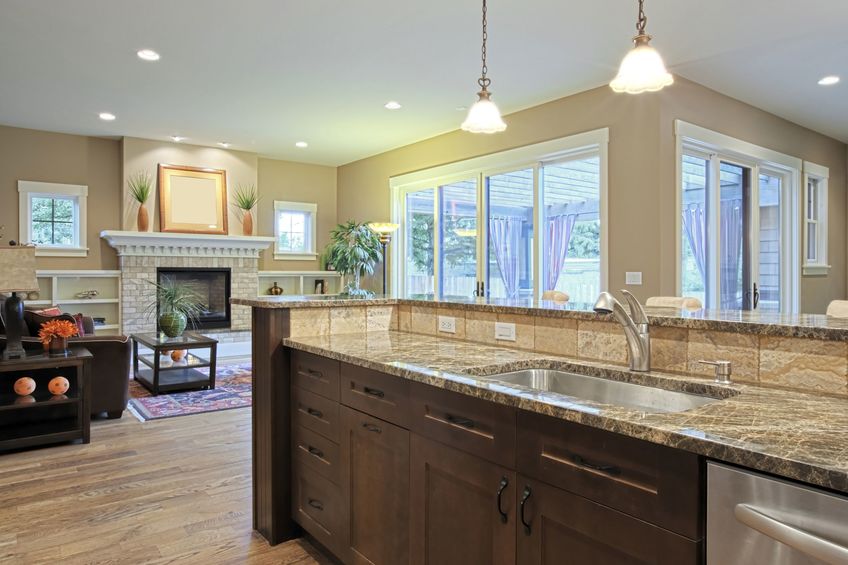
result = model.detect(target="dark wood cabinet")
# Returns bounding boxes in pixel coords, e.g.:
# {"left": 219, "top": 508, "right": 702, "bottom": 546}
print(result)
{"left": 340, "top": 406, "right": 410, "bottom": 565}
{"left": 410, "top": 433, "right": 516, "bottom": 565}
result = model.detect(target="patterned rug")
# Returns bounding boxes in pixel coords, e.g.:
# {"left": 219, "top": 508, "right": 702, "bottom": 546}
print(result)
{"left": 127, "top": 363, "right": 252, "bottom": 422}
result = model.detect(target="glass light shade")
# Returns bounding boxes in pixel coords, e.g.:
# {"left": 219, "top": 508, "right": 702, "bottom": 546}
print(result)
{"left": 368, "top": 222, "right": 400, "bottom": 235}
{"left": 461, "top": 92, "right": 507, "bottom": 134}
{"left": 610, "top": 38, "right": 674, "bottom": 94}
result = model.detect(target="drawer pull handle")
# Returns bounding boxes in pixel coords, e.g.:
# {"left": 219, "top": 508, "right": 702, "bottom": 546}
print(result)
{"left": 496, "top": 476, "right": 509, "bottom": 524}
{"left": 571, "top": 453, "right": 621, "bottom": 476}
{"left": 307, "top": 445, "right": 324, "bottom": 458}
{"left": 445, "top": 413, "right": 476, "bottom": 429}
{"left": 307, "top": 498, "right": 324, "bottom": 511}
{"left": 306, "top": 407, "right": 324, "bottom": 418}
{"left": 363, "top": 386, "right": 386, "bottom": 398}
{"left": 362, "top": 422, "right": 382, "bottom": 434}
{"left": 301, "top": 368, "right": 324, "bottom": 379}
{"left": 520, "top": 486, "right": 532, "bottom": 535}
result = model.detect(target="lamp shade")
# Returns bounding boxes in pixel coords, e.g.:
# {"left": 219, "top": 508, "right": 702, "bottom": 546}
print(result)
{"left": 609, "top": 38, "right": 674, "bottom": 94}
{"left": 0, "top": 246, "right": 38, "bottom": 292}
{"left": 461, "top": 93, "right": 507, "bottom": 134}
{"left": 368, "top": 222, "right": 400, "bottom": 235}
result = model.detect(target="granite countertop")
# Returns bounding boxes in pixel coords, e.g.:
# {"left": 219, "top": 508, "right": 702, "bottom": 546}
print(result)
{"left": 283, "top": 330, "right": 848, "bottom": 494}
{"left": 233, "top": 295, "right": 848, "bottom": 340}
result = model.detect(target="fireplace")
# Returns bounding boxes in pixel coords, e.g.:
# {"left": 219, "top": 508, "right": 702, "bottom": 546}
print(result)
{"left": 157, "top": 268, "right": 232, "bottom": 330}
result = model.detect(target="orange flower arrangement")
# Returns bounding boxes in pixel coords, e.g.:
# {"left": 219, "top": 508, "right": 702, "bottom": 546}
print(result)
{"left": 38, "top": 319, "right": 79, "bottom": 345}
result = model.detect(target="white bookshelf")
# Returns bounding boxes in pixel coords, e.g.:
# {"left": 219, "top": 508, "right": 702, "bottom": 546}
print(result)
{"left": 22, "top": 270, "right": 122, "bottom": 335}
{"left": 257, "top": 271, "right": 343, "bottom": 297}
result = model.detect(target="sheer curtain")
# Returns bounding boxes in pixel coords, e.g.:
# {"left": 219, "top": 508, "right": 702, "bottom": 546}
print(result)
{"left": 682, "top": 204, "right": 707, "bottom": 286}
{"left": 720, "top": 199, "right": 744, "bottom": 309}
{"left": 489, "top": 217, "right": 523, "bottom": 298}
{"left": 544, "top": 214, "right": 577, "bottom": 290}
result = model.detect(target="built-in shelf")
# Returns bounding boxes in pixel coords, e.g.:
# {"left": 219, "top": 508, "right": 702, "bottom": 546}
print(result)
{"left": 258, "top": 270, "right": 343, "bottom": 297}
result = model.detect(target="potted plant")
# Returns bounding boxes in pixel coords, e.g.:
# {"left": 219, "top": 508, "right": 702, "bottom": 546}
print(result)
{"left": 128, "top": 171, "right": 153, "bottom": 232}
{"left": 326, "top": 220, "right": 382, "bottom": 297}
{"left": 144, "top": 279, "right": 204, "bottom": 338}
{"left": 232, "top": 184, "right": 259, "bottom": 236}
{"left": 38, "top": 318, "right": 79, "bottom": 356}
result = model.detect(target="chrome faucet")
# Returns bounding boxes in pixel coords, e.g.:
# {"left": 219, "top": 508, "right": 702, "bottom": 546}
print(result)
{"left": 593, "top": 290, "right": 651, "bottom": 372}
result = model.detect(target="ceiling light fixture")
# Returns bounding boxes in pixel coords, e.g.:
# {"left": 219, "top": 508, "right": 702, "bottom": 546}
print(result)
{"left": 98, "top": 112, "right": 116, "bottom": 121}
{"left": 610, "top": 0, "right": 673, "bottom": 94}
{"left": 295, "top": 141, "right": 308, "bottom": 148}
{"left": 461, "top": 0, "right": 506, "bottom": 134}
{"left": 818, "top": 75, "right": 840, "bottom": 86}
{"left": 171, "top": 135, "right": 185, "bottom": 142}
{"left": 384, "top": 101, "right": 402, "bottom": 110}
{"left": 136, "top": 49, "right": 160, "bottom": 61}
{"left": 218, "top": 142, "right": 230, "bottom": 148}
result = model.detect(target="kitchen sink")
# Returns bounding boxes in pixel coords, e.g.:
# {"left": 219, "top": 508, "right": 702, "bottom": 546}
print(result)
{"left": 491, "top": 369, "right": 720, "bottom": 413}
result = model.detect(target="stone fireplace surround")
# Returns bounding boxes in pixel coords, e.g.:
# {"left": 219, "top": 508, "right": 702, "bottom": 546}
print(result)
{"left": 101, "top": 231, "right": 274, "bottom": 356}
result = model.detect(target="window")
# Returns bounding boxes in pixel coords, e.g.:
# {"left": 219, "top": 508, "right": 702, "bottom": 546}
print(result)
{"left": 392, "top": 129, "right": 608, "bottom": 300}
{"left": 18, "top": 181, "right": 88, "bottom": 257}
{"left": 273, "top": 201, "right": 317, "bottom": 260}
{"left": 803, "top": 161, "right": 829, "bottom": 275}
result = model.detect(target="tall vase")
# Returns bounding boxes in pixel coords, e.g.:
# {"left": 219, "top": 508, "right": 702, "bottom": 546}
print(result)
{"left": 137, "top": 204, "right": 149, "bottom": 232}
{"left": 242, "top": 210, "right": 254, "bottom": 236}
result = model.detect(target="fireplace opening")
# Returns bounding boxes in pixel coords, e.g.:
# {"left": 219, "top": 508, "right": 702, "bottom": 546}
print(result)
{"left": 157, "top": 268, "right": 231, "bottom": 330}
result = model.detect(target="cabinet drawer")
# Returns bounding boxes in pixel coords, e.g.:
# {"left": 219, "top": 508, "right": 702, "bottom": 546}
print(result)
{"left": 410, "top": 382, "right": 516, "bottom": 468}
{"left": 293, "top": 425, "right": 340, "bottom": 484}
{"left": 292, "top": 464, "right": 343, "bottom": 555}
{"left": 517, "top": 410, "right": 703, "bottom": 540}
{"left": 292, "top": 350, "right": 340, "bottom": 401}
{"left": 340, "top": 363, "right": 410, "bottom": 428}
{"left": 292, "top": 386, "right": 340, "bottom": 442}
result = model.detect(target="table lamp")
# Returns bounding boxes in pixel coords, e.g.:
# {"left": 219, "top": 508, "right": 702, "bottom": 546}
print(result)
{"left": 0, "top": 245, "right": 39, "bottom": 360}
{"left": 368, "top": 223, "right": 399, "bottom": 296}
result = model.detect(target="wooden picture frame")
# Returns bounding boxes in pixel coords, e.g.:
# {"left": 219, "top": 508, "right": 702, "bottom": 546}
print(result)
{"left": 158, "top": 164, "right": 228, "bottom": 234}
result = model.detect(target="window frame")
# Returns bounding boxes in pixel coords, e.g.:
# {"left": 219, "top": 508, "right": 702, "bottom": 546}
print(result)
{"left": 273, "top": 200, "right": 318, "bottom": 261}
{"left": 18, "top": 181, "right": 88, "bottom": 257}
{"left": 802, "top": 161, "right": 829, "bottom": 276}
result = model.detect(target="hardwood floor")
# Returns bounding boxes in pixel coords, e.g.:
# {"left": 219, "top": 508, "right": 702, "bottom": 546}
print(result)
{"left": 0, "top": 408, "right": 333, "bottom": 564}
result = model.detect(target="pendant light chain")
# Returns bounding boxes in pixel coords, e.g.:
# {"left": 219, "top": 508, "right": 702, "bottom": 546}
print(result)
{"left": 479, "top": 0, "right": 490, "bottom": 90}
{"left": 636, "top": 0, "right": 648, "bottom": 36}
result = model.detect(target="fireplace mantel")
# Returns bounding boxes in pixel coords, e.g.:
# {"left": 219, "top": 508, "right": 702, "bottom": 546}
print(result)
{"left": 100, "top": 230, "right": 274, "bottom": 258}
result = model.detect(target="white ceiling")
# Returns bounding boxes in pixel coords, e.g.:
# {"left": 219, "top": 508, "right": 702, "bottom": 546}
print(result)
{"left": 0, "top": 0, "right": 846, "bottom": 166}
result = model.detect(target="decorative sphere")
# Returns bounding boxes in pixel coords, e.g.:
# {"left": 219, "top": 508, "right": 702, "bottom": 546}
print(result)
{"left": 48, "top": 376, "right": 70, "bottom": 395}
{"left": 14, "top": 377, "right": 36, "bottom": 396}
{"left": 170, "top": 349, "right": 187, "bottom": 362}
{"left": 15, "top": 395, "right": 36, "bottom": 405}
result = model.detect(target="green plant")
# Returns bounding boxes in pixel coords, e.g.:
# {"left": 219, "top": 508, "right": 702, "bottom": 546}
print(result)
{"left": 144, "top": 279, "right": 204, "bottom": 328}
{"left": 128, "top": 171, "right": 153, "bottom": 204}
{"left": 232, "top": 184, "right": 259, "bottom": 211}
{"left": 326, "top": 220, "right": 382, "bottom": 297}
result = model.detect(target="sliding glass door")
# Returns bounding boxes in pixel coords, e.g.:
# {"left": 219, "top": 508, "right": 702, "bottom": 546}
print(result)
{"left": 439, "top": 179, "right": 479, "bottom": 299}
{"left": 485, "top": 169, "right": 534, "bottom": 299}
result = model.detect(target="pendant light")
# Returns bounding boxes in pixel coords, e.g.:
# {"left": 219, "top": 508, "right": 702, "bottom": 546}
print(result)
{"left": 461, "top": 0, "right": 507, "bottom": 133}
{"left": 610, "top": 0, "right": 673, "bottom": 94}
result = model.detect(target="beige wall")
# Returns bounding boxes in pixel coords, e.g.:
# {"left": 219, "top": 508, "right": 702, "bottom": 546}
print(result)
{"left": 256, "top": 157, "right": 337, "bottom": 271}
{"left": 0, "top": 125, "right": 121, "bottom": 270}
{"left": 337, "top": 78, "right": 847, "bottom": 313}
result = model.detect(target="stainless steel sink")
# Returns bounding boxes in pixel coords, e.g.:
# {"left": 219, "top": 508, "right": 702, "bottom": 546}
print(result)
{"left": 491, "top": 369, "right": 719, "bottom": 413}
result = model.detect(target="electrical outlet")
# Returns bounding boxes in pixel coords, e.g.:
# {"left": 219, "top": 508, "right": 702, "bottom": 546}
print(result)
{"left": 495, "top": 322, "right": 516, "bottom": 341}
{"left": 438, "top": 315, "right": 456, "bottom": 334}
{"left": 626, "top": 271, "right": 643, "bottom": 285}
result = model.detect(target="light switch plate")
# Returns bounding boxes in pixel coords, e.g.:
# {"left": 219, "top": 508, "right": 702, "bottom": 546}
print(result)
{"left": 495, "top": 322, "right": 516, "bottom": 341}
{"left": 438, "top": 315, "right": 456, "bottom": 334}
{"left": 626, "top": 272, "right": 643, "bottom": 285}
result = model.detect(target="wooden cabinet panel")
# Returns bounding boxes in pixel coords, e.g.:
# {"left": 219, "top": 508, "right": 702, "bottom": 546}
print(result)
{"left": 516, "top": 410, "right": 703, "bottom": 540}
{"left": 292, "top": 463, "right": 344, "bottom": 555}
{"left": 292, "top": 386, "right": 340, "bottom": 442}
{"left": 516, "top": 476, "right": 702, "bottom": 565}
{"left": 340, "top": 363, "right": 411, "bottom": 427}
{"left": 292, "top": 350, "right": 340, "bottom": 401}
{"left": 410, "top": 382, "right": 516, "bottom": 468}
{"left": 293, "top": 424, "right": 340, "bottom": 484}
{"left": 340, "top": 406, "right": 410, "bottom": 565}
{"left": 410, "top": 434, "right": 516, "bottom": 565}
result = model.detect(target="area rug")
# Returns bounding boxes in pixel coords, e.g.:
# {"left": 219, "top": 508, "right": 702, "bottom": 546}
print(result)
{"left": 127, "top": 363, "right": 252, "bottom": 422}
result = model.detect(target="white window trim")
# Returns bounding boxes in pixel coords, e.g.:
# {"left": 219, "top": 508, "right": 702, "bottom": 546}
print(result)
{"left": 18, "top": 181, "right": 88, "bottom": 257}
{"left": 273, "top": 200, "right": 318, "bottom": 261}
{"left": 390, "top": 128, "right": 609, "bottom": 298}
{"left": 674, "top": 120, "right": 801, "bottom": 313}
{"left": 802, "top": 161, "right": 829, "bottom": 276}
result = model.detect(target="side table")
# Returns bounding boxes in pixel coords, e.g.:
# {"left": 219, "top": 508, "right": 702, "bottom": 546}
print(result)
{"left": 131, "top": 332, "right": 218, "bottom": 395}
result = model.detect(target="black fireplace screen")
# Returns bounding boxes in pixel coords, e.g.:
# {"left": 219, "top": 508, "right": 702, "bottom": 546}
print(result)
{"left": 156, "top": 268, "right": 231, "bottom": 330}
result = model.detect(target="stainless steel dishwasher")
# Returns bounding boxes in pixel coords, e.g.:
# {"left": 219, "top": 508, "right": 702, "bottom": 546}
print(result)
{"left": 708, "top": 462, "right": 848, "bottom": 564}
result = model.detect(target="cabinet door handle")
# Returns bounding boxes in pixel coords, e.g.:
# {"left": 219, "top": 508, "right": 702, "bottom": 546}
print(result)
{"left": 363, "top": 386, "right": 385, "bottom": 398}
{"left": 306, "top": 407, "right": 323, "bottom": 418}
{"left": 520, "top": 486, "right": 532, "bottom": 535}
{"left": 496, "top": 476, "right": 509, "bottom": 524}
{"left": 307, "top": 445, "right": 324, "bottom": 458}
{"left": 571, "top": 453, "right": 621, "bottom": 476}
{"left": 445, "top": 413, "right": 476, "bottom": 429}
{"left": 300, "top": 367, "right": 324, "bottom": 380}
{"left": 362, "top": 422, "right": 382, "bottom": 434}
{"left": 307, "top": 498, "right": 324, "bottom": 511}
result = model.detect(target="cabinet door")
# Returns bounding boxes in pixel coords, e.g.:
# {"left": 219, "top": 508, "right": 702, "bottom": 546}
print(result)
{"left": 340, "top": 406, "right": 410, "bottom": 565}
{"left": 516, "top": 476, "right": 702, "bottom": 565}
{"left": 410, "top": 434, "right": 516, "bottom": 565}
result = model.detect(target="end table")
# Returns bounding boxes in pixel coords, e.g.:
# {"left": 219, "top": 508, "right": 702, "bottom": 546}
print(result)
{"left": 131, "top": 332, "right": 218, "bottom": 395}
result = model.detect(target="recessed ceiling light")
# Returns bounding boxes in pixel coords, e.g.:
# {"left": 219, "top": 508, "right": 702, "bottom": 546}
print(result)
{"left": 99, "top": 112, "right": 116, "bottom": 121}
{"left": 171, "top": 136, "right": 185, "bottom": 142}
{"left": 818, "top": 75, "right": 840, "bottom": 86}
{"left": 218, "top": 142, "right": 230, "bottom": 148}
{"left": 384, "top": 101, "right": 402, "bottom": 110}
{"left": 295, "top": 141, "right": 308, "bottom": 148}
{"left": 137, "top": 49, "right": 160, "bottom": 61}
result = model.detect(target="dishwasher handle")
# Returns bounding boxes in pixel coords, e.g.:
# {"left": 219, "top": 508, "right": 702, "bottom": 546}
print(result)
{"left": 734, "top": 503, "right": 848, "bottom": 565}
